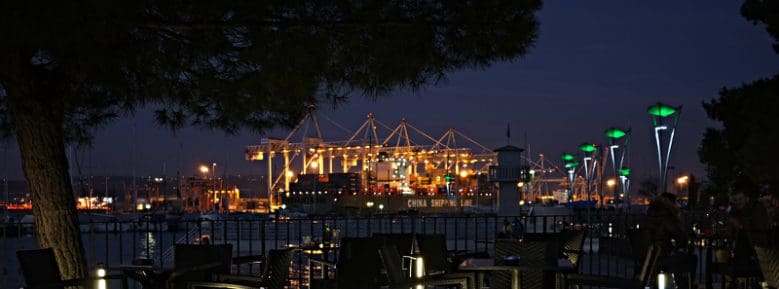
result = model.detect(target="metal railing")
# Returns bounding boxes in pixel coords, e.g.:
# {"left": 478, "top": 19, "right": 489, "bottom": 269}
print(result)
{"left": 1, "top": 211, "right": 741, "bottom": 289}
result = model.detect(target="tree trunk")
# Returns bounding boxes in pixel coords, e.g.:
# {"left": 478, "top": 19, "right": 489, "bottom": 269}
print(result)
{"left": 3, "top": 53, "right": 88, "bottom": 281}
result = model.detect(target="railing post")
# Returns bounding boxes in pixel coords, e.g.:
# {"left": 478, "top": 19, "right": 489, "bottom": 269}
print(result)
{"left": 261, "top": 219, "right": 266, "bottom": 255}
{"left": 411, "top": 214, "right": 417, "bottom": 234}
{"left": 705, "top": 240, "right": 713, "bottom": 289}
{"left": 454, "top": 216, "right": 459, "bottom": 252}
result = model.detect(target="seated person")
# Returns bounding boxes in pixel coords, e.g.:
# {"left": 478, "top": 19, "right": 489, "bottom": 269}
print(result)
{"left": 646, "top": 192, "right": 688, "bottom": 251}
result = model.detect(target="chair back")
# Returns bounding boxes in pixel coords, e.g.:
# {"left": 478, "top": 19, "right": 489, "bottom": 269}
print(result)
{"left": 415, "top": 234, "right": 450, "bottom": 275}
{"left": 174, "top": 244, "right": 233, "bottom": 272}
{"left": 373, "top": 233, "right": 414, "bottom": 257}
{"left": 172, "top": 244, "right": 233, "bottom": 289}
{"left": 637, "top": 245, "right": 663, "bottom": 287}
{"left": 560, "top": 230, "right": 585, "bottom": 270}
{"left": 732, "top": 232, "right": 763, "bottom": 278}
{"left": 336, "top": 237, "right": 382, "bottom": 289}
{"left": 260, "top": 249, "right": 294, "bottom": 289}
{"left": 17, "top": 248, "right": 65, "bottom": 289}
{"left": 755, "top": 246, "right": 779, "bottom": 288}
{"left": 628, "top": 228, "right": 651, "bottom": 272}
{"left": 378, "top": 245, "right": 409, "bottom": 285}
{"left": 494, "top": 238, "right": 559, "bottom": 289}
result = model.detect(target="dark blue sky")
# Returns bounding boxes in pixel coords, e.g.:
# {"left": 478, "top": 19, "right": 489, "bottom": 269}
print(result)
{"left": 2, "top": 0, "right": 778, "bottom": 183}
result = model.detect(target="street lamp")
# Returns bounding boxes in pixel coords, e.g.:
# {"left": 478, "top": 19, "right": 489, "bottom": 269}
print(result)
{"left": 199, "top": 165, "right": 209, "bottom": 178}
{"left": 619, "top": 168, "right": 632, "bottom": 206}
{"left": 606, "top": 178, "right": 617, "bottom": 203}
{"left": 676, "top": 175, "right": 689, "bottom": 185}
{"left": 561, "top": 153, "right": 577, "bottom": 202}
{"left": 211, "top": 162, "right": 220, "bottom": 211}
{"left": 648, "top": 102, "right": 682, "bottom": 194}
{"left": 676, "top": 175, "right": 689, "bottom": 195}
{"left": 199, "top": 165, "right": 211, "bottom": 211}
{"left": 606, "top": 178, "right": 617, "bottom": 188}
{"left": 578, "top": 143, "right": 598, "bottom": 202}
{"left": 604, "top": 127, "right": 630, "bottom": 205}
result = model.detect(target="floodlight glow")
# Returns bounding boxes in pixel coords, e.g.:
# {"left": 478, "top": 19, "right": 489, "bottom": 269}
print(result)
{"left": 561, "top": 153, "right": 575, "bottom": 161}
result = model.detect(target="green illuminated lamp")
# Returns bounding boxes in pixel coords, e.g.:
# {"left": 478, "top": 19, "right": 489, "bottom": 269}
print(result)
{"left": 619, "top": 168, "right": 631, "bottom": 177}
{"left": 647, "top": 103, "right": 677, "bottom": 118}
{"left": 579, "top": 143, "right": 597, "bottom": 153}
{"left": 561, "top": 153, "right": 575, "bottom": 161}
{"left": 565, "top": 161, "right": 580, "bottom": 169}
{"left": 604, "top": 128, "right": 626, "bottom": 139}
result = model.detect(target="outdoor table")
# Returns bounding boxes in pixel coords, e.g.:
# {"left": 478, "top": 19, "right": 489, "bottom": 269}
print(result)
{"left": 289, "top": 243, "right": 340, "bottom": 286}
{"left": 458, "top": 258, "right": 574, "bottom": 289}
{"left": 289, "top": 243, "right": 340, "bottom": 262}
{"left": 116, "top": 264, "right": 171, "bottom": 289}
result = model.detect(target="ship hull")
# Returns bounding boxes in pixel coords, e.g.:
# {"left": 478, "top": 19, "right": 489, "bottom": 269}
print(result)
{"left": 284, "top": 194, "right": 493, "bottom": 215}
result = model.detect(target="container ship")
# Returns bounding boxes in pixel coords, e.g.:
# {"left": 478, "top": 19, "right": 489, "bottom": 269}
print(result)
{"left": 245, "top": 112, "right": 566, "bottom": 215}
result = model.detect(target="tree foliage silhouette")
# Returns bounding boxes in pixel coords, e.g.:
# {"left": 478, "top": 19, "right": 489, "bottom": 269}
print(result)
{"left": 699, "top": 0, "right": 779, "bottom": 197}
{"left": 0, "top": 1, "right": 541, "bottom": 280}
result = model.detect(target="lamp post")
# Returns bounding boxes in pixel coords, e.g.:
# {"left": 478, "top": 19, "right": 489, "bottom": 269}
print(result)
{"left": 561, "top": 153, "right": 577, "bottom": 203}
{"left": 199, "top": 165, "right": 209, "bottom": 179}
{"left": 212, "top": 162, "right": 221, "bottom": 211}
{"left": 605, "top": 178, "right": 618, "bottom": 205}
{"left": 648, "top": 102, "right": 682, "bottom": 194}
{"left": 619, "top": 168, "right": 631, "bottom": 207}
{"left": 604, "top": 127, "right": 630, "bottom": 205}
{"left": 578, "top": 143, "right": 598, "bottom": 202}
{"left": 199, "top": 165, "right": 210, "bottom": 211}
{"left": 676, "top": 175, "right": 689, "bottom": 196}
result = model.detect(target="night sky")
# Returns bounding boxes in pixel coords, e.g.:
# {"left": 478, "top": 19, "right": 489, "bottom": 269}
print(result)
{"left": 2, "top": 1, "right": 778, "bottom": 185}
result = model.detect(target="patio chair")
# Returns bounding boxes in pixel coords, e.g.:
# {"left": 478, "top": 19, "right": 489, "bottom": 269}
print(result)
{"left": 166, "top": 244, "right": 233, "bottom": 289}
{"left": 559, "top": 230, "right": 585, "bottom": 272}
{"left": 714, "top": 233, "right": 764, "bottom": 289}
{"left": 415, "top": 234, "right": 479, "bottom": 289}
{"left": 16, "top": 248, "right": 128, "bottom": 289}
{"left": 754, "top": 246, "right": 779, "bottom": 289}
{"left": 378, "top": 244, "right": 469, "bottom": 289}
{"left": 564, "top": 244, "right": 663, "bottom": 289}
{"left": 627, "top": 228, "right": 651, "bottom": 273}
{"left": 494, "top": 238, "right": 560, "bottom": 289}
{"left": 188, "top": 248, "right": 294, "bottom": 289}
{"left": 373, "top": 233, "right": 415, "bottom": 258}
{"left": 308, "top": 237, "right": 384, "bottom": 289}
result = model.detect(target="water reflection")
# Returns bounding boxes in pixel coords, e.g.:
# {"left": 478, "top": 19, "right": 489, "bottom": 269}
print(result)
{"left": 138, "top": 232, "right": 157, "bottom": 259}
